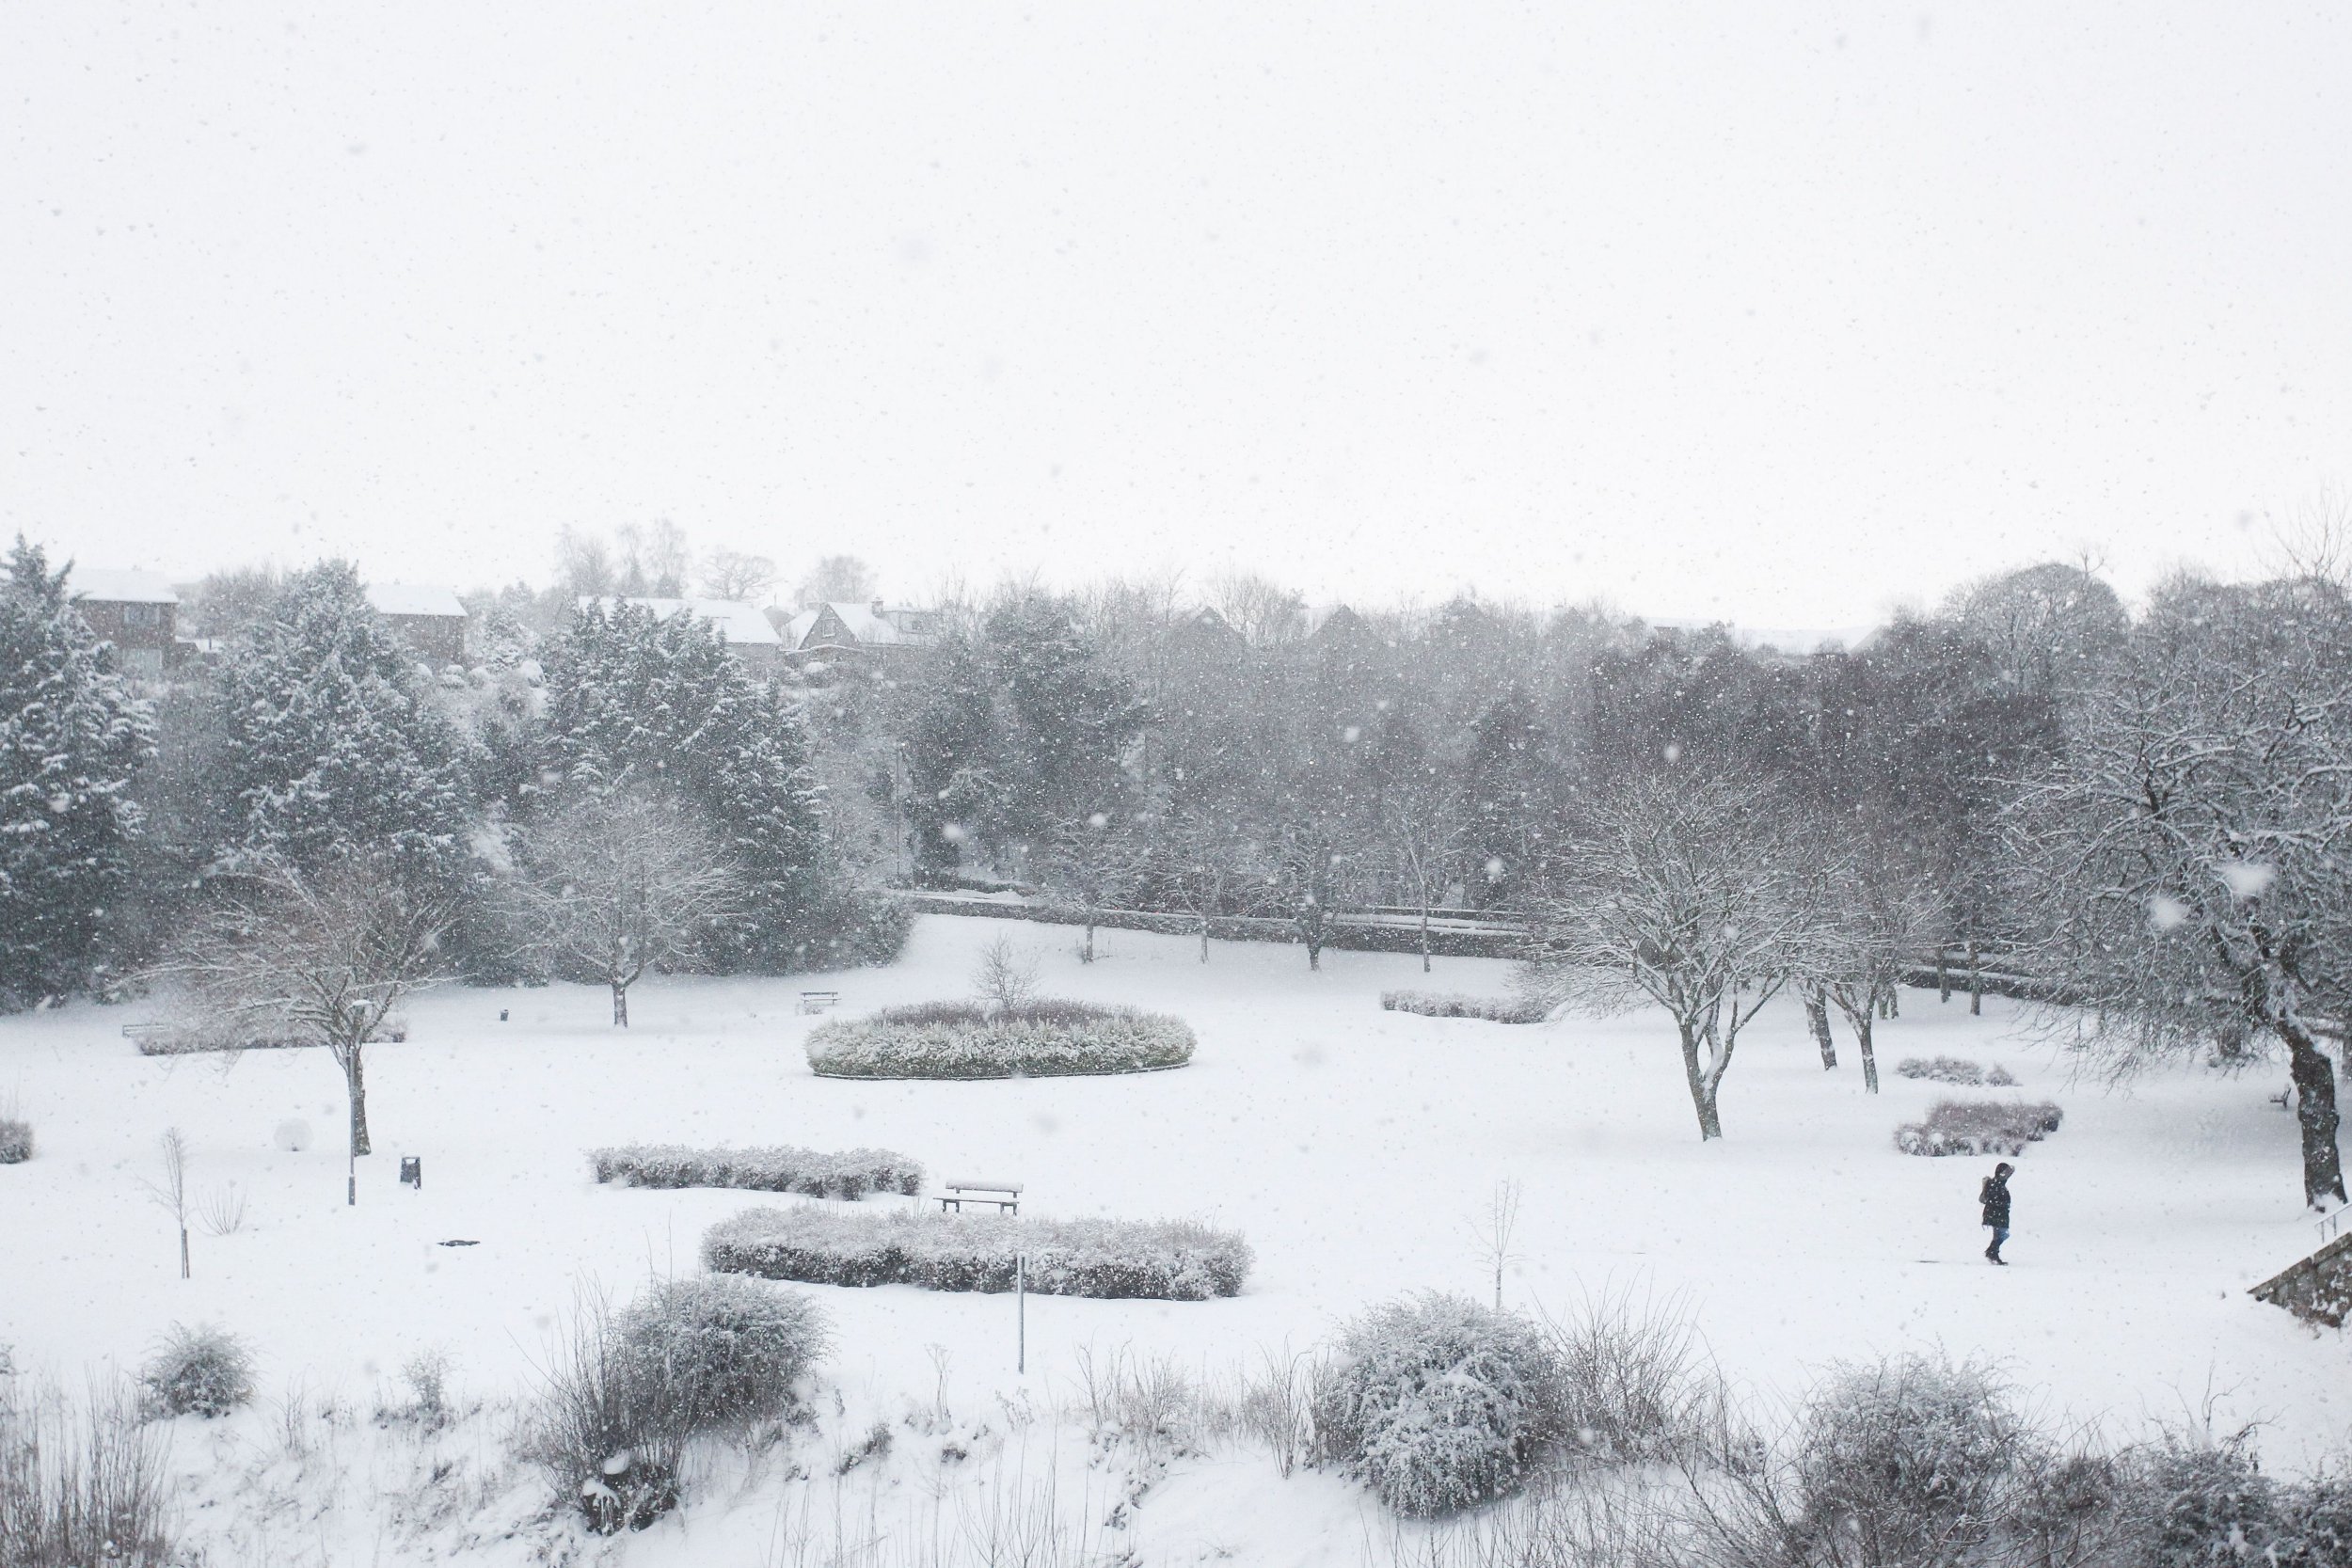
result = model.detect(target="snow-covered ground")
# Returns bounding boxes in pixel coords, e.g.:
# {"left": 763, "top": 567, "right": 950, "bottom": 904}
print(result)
{"left": 2, "top": 914, "right": 2344, "bottom": 1563}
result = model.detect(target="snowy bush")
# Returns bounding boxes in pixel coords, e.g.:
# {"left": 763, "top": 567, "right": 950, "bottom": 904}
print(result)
{"left": 137, "top": 1323, "right": 255, "bottom": 1418}
{"left": 1789, "top": 1354, "right": 2029, "bottom": 1563}
{"left": 1311, "top": 1293, "right": 1566, "bottom": 1517}
{"left": 2119, "top": 1433, "right": 2283, "bottom": 1566}
{"left": 704, "top": 1207, "right": 1251, "bottom": 1300}
{"left": 1894, "top": 1099, "right": 2064, "bottom": 1157}
{"left": 1544, "top": 1288, "right": 1706, "bottom": 1464}
{"left": 526, "top": 1291, "right": 684, "bottom": 1535}
{"left": 0, "top": 1116, "right": 30, "bottom": 1164}
{"left": 1381, "top": 990, "right": 1549, "bottom": 1024}
{"left": 805, "top": 1000, "right": 1195, "bottom": 1079}
{"left": 1896, "top": 1055, "right": 2019, "bottom": 1087}
{"left": 613, "top": 1275, "right": 829, "bottom": 1432}
{"left": 589, "top": 1143, "right": 923, "bottom": 1199}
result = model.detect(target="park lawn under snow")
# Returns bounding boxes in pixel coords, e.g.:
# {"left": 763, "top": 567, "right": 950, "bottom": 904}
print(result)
{"left": 1, "top": 912, "right": 2347, "bottom": 1564}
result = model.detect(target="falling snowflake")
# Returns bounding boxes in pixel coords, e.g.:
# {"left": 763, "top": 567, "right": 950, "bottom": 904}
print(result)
{"left": 2148, "top": 895, "right": 2191, "bottom": 932}
{"left": 2216, "top": 862, "right": 2275, "bottom": 900}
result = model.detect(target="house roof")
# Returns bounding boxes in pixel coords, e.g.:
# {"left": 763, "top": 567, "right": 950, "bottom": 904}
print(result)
{"left": 792, "top": 602, "right": 936, "bottom": 651}
{"left": 583, "top": 596, "right": 784, "bottom": 647}
{"left": 69, "top": 568, "right": 179, "bottom": 605}
{"left": 366, "top": 582, "right": 468, "bottom": 620}
{"left": 1645, "top": 619, "right": 1878, "bottom": 655}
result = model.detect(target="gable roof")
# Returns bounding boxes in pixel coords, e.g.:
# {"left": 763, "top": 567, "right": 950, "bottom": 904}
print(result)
{"left": 69, "top": 568, "right": 179, "bottom": 605}
{"left": 583, "top": 596, "right": 784, "bottom": 647}
{"left": 366, "top": 582, "right": 468, "bottom": 620}
{"left": 792, "top": 602, "right": 936, "bottom": 651}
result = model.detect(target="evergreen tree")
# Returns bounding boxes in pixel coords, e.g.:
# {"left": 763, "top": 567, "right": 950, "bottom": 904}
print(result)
{"left": 0, "top": 539, "right": 155, "bottom": 1005}
{"left": 903, "top": 637, "right": 999, "bottom": 879}
{"left": 543, "top": 600, "right": 834, "bottom": 967}
{"left": 980, "top": 594, "right": 1139, "bottom": 857}
{"left": 1460, "top": 687, "right": 1548, "bottom": 908}
{"left": 215, "top": 562, "right": 476, "bottom": 879}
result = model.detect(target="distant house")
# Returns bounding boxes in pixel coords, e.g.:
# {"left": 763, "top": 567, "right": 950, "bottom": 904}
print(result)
{"left": 582, "top": 595, "right": 787, "bottom": 677}
{"left": 783, "top": 601, "right": 943, "bottom": 666}
{"left": 366, "top": 583, "right": 470, "bottom": 666}
{"left": 68, "top": 568, "right": 180, "bottom": 679}
{"left": 1170, "top": 606, "right": 1247, "bottom": 650}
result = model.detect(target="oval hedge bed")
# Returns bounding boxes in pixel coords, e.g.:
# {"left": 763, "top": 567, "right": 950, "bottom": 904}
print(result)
{"left": 704, "top": 1206, "right": 1251, "bottom": 1300}
{"left": 804, "top": 1000, "right": 1195, "bottom": 1079}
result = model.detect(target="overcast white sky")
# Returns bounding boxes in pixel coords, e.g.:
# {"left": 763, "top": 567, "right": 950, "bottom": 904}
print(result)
{"left": 5, "top": 3, "right": 2347, "bottom": 625}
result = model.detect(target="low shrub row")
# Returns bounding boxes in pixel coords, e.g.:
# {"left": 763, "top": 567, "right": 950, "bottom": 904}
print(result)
{"left": 1380, "top": 990, "right": 1548, "bottom": 1024}
{"left": 1895, "top": 1054, "right": 2019, "bottom": 1086}
{"left": 703, "top": 1206, "right": 1251, "bottom": 1300}
{"left": 805, "top": 1000, "right": 1195, "bottom": 1079}
{"left": 1896, "top": 1099, "right": 2064, "bottom": 1157}
{"left": 0, "top": 1116, "right": 30, "bottom": 1164}
{"left": 588, "top": 1144, "right": 923, "bottom": 1199}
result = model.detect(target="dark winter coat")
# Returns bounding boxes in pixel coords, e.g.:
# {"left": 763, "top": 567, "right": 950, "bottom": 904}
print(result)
{"left": 1979, "top": 1175, "right": 2012, "bottom": 1229}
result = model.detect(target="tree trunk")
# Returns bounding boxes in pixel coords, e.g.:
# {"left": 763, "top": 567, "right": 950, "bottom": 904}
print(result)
{"left": 346, "top": 1044, "right": 372, "bottom": 1157}
{"left": 1199, "top": 916, "right": 1210, "bottom": 962}
{"left": 2280, "top": 1015, "right": 2348, "bottom": 1209}
{"left": 1967, "top": 940, "right": 1982, "bottom": 1016}
{"left": 179, "top": 1227, "right": 190, "bottom": 1280}
{"left": 1856, "top": 1011, "right": 1879, "bottom": 1094}
{"left": 1081, "top": 917, "right": 1097, "bottom": 964}
{"left": 1306, "top": 933, "right": 1322, "bottom": 971}
{"left": 612, "top": 982, "right": 629, "bottom": 1027}
{"left": 1937, "top": 951, "right": 1951, "bottom": 1004}
{"left": 1677, "top": 1022, "right": 1724, "bottom": 1141}
{"left": 1420, "top": 905, "right": 1432, "bottom": 974}
{"left": 1804, "top": 987, "right": 1837, "bottom": 1069}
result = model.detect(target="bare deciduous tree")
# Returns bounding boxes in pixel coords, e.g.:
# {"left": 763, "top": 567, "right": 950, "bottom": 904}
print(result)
{"left": 140, "top": 1128, "right": 192, "bottom": 1279}
{"left": 154, "top": 855, "right": 453, "bottom": 1196}
{"left": 1041, "top": 812, "right": 1148, "bottom": 963}
{"left": 507, "top": 793, "right": 741, "bottom": 1027}
{"left": 1523, "top": 775, "right": 1820, "bottom": 1141}
{"left": 2010, "top": 576, "right": 2352, "bottom": 1208}
{"left": 972, "top": 933, "right": 1042, "bottom": 1013}
{"left": 699, "top": 548, "right": 778, "bottom": 603}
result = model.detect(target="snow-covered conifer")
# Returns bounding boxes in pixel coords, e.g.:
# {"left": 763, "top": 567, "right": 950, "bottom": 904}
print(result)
{"left": 0, "top": 539, "right": 155, "bottom": 1006}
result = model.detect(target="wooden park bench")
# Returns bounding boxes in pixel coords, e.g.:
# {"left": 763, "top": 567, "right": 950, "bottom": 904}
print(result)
{"left": 937, "top": 1180, "right": 1023, "bottom": 1215}
{"left": 798, "top": 990, "right": 840, "bottom": 1015}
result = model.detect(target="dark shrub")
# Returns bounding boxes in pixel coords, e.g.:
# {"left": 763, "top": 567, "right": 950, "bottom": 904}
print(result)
{"left": 0, "top": 1376, "right": 176, "bottom": 1566}
{"left": 1311, "top": 1294, "right": 1565, "bottom": 1517}
{"left": 1896, "top": 1100, "right": 2064, "bottom": 1157}
{"left": 0, "top": 1116, "right": 30, "bottom": 1164}
{"left": 525, "top": 1292, "right": 683, "bottom": 1535}
{"left": 137, "top": 1323, "right": 255, "bottom": 1418}
{"left": 704, "top": 1207, "right": 1251, "bottom": 1300}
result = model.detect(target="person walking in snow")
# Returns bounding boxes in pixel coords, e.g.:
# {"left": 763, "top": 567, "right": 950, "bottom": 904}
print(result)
{"left": 1979, "top": 1162, "right": 2013, "bottom": 1264}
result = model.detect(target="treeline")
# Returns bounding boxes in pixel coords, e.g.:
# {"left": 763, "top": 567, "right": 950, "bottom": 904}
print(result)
{"left": 0, "top": 545, "right": 901, "bottom": 1017}
{"left": 854, "top": 560, "right": 2351, "bottom": 1207}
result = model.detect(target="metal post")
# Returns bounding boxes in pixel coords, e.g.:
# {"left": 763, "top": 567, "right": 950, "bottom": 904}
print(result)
{"left": 1016, "top": 1252, "right": 1026, "bottom": 1374}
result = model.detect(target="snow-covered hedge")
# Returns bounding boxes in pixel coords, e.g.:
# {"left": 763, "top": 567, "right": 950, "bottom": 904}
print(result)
{"left": 1380, "top": 990, "right": 1548, "bottom": 1024}
{"left": 703, "top": 1207, "right": 1251, "bottom": 1300}
{"left": 0, "top": 1116, "right": 30, "bottom": 1164}
{"left": 588, "top": 1144, "right": 923, "bottom": 1199}
{"left": 1894, "top": 1099, "right": 2063, "bottom": 1157}
{"left": 804, "top": 1000, "right": 1195, "bottom": 1079}
{"left": 1895, "top": 1055, "right": 2018, "bottom": 1087}
{"left": 613, "top": 1274, "right": 830, "bottom": 1431}
{"left": 1311, "top": 1293, "right": 1565, "bottom": 1517}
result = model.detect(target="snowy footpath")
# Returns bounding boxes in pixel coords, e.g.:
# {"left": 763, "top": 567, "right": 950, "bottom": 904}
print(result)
{"left": 1, "top": 914, "right": 2344, "bottom": 1563}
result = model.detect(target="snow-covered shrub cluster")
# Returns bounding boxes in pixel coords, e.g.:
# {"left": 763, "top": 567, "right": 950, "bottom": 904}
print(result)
{"left": 1380, "top": 990, "right": 1548, "bottom": 1024}
{"left": 1788, "top": 1354, "right": 2028, "bottom": 1560}
{"left": 1, "top": 1371, "right": 176, "bottom": 1567}
{"left": 613, "top": 1275, "right": 830, "bottom": 1432}
{"left": 1546, "top": 1288, "right": 1708, "bottom": 1465}
{"left": 703, "top": 1207, "right": 1251, "bottom": 1299}
{"left": 528, "top": 1276, "right": 832, "bottom": 1534}
{"left": 2125, "top": 1434, "right": 2352, "bottom": 1567}
{"left": 804, "top": 1000, "right": 1195, "bottom": 1079}
{"left": 1894, "top": 1099, "right": 2063, "bottom": 1157}
{"left": 1311, "top": 1293, "right": 1565, "bottom": 1517}
{"left": 1896, "top": 1054, "right": 2019, "bottom": 1086}
{"left": 588, "top": 1143, "right": 923, "bottom": 1198}
{"left": 0, "top": 1115, "right": 30, "bottom": 1164}
{"left": 137, "top": 1323, "right": 255, "bottom": 1418}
